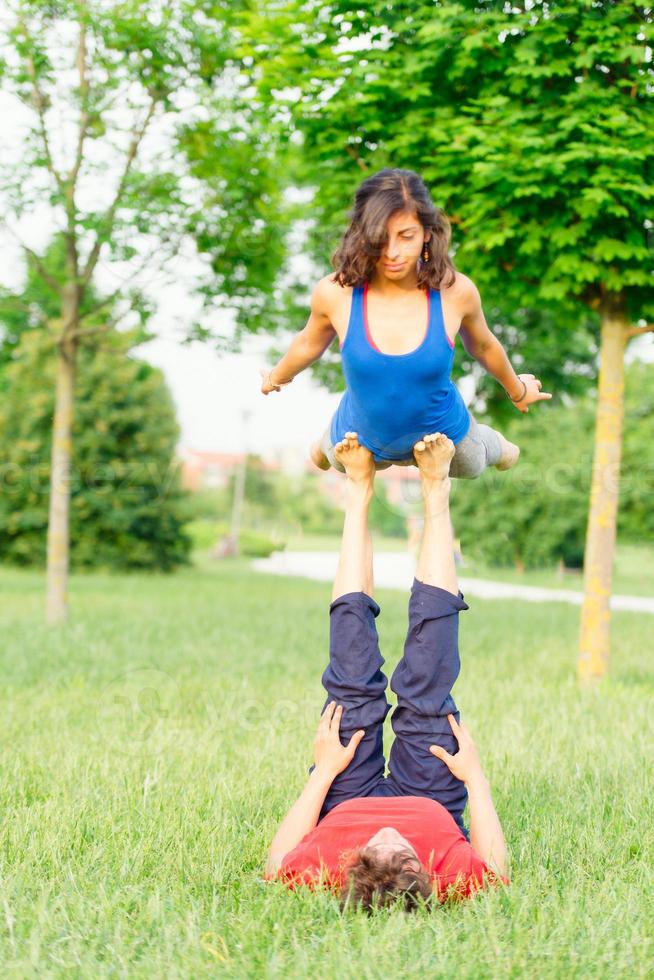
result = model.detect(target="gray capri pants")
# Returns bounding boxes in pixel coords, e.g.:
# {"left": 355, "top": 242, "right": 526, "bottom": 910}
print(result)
{"left": 319, "top": 409, "right": 503, "bottom": 480}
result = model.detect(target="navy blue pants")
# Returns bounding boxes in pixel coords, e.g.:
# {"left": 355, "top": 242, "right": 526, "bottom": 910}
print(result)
{"left": 317, "top": 578, "right": 470, "bottom": 835}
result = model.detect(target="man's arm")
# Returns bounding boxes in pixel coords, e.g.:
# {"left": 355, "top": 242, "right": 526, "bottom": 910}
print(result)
{"left": 261, "top": 277, "right": 338, "bottom": 394}
{"left": 430, "top": 713, "right": 508, "bottom": 878}
{"left": 457, "top": 276, "right": 551, "bottom": 412}
{"left": 265, "top": 767, "right": 335, "bottom": 877}
{"left": 465, "top": 771, "right": 508, "bottom": 879}
{"left": 265, "top": 702, "right": 364, "bottom": 877}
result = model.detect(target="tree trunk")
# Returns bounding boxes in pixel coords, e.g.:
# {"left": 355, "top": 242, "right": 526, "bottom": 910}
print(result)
{"left": 46, "top": 315, "right": 77, "bottom": 624}
{"left": 578, "top": 299, "right": 627, "bottom": 680}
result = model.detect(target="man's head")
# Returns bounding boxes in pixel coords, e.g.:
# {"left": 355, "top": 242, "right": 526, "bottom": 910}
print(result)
{"left": 340, "top": 826, "right": 433, "bottom": 913}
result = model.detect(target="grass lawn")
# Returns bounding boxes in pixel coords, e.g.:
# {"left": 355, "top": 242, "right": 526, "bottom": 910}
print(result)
{"left": 286, "top": 531, "right": 409, "bottom": 553}
{"left": 285, "top": 537, "right": 654, "bottom": 598}
{"left": 1, "top": 559, "right": 653, "bottom": 977}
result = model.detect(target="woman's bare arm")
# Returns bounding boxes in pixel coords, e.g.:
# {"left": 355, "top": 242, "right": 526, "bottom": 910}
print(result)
{"left": 457, "top": 277, "right": 551, "bottom": 412}
{"left": 261, "top": 277, "right": 338, "bottom": 394}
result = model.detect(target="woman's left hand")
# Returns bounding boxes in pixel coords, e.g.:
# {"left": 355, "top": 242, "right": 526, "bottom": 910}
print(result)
{"left": 510, "top": 373, "right": 552, "bottom": 413}
{"left": 313, "top": 702, "right": 365, "bottom": 779}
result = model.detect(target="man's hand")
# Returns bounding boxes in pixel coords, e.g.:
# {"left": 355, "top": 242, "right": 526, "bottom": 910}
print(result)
{"left": 260, "top": 367, "right": 292, "bottom": 395}
{"left": 430, "top": 714, "right": 486, "bottom": 787}
{"left": 509, "top": 373, "right": 552, "bottom": 413}
{"left": 313, "top": 701, "right": 364, "bottom": 779}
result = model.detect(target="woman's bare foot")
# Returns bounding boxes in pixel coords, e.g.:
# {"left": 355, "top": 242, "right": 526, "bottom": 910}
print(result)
{"left": 334, "top": 432, "right": 375, "bottom": 484}
{"left": 413, "top": 432, "right": 455, "bottom": 482}
{"left": 495, "top": 433, "right": 520, "bottom": 471}
{"left": 310, "top": 440, "right": 331, "bottom": 471}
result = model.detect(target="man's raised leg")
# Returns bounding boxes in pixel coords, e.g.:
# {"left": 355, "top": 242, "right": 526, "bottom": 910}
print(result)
{"left": 386, "top": 433, "right": 470, "bottom": 833}
{"left": 318, "top": 432, "right": 391, "bottom": 816}
{"left": 331, "top": 432, "right": 375, "bottom": 602}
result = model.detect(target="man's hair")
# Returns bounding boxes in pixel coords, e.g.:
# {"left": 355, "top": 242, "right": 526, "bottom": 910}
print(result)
{"left": 339, "top": 848, "right": 434, "bottom": 914}
{"left": 331, "top": 168, "right": 457, "bottom": 291}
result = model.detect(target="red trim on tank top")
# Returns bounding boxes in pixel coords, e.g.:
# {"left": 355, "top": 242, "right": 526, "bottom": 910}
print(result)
{"left": 362, "top": 282, "right": 381, "bottom": 351}
{"left": 435, "top": 289, "right": 455, "bottom": 349}
{"left": 363, "top": 281, "right": 431, "bottom": 355}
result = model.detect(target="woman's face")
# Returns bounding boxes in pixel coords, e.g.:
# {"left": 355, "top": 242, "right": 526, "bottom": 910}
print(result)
{"left": 374, "top": 210, "right": 429, "bottom": 280}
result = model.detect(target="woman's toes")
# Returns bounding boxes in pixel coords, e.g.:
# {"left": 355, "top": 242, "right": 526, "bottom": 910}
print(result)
{"left": 413, "top": 440, "right": 426, "bottom": 453}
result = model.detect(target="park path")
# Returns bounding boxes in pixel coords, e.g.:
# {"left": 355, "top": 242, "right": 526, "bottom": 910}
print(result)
{"left": 252, "top": 551, "right": 654, "bottom": 615}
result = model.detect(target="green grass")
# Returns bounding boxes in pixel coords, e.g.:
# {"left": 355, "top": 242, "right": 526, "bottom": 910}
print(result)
{"left": 459, "top": 542, "right": 654, "bottom": 597}
{"left": 284, "top": 538, "right": 654, "bottom": 598}
{"left": 1, "top": 559, "right": 653, "bottom": 977}
{"left": 286, "top": 531, "right": 408, "bottom": 553}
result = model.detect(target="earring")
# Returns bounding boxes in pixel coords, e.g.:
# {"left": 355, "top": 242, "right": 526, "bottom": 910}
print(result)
{"left": 422, "top": 243, "right": 430, "bottom": 262}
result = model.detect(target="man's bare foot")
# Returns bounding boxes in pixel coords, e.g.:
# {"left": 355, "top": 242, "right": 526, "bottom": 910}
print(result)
{"left": 495, "top": 433, "right": 520, "bottom": 471}
{"left": 334, "top": 432, "right": 375, "bottom": 484}
{"left": 310, "top": 440, "right": 331, "bottom": 471}
{"left": 413, "top": 432, "right": 455, "bottom": 482}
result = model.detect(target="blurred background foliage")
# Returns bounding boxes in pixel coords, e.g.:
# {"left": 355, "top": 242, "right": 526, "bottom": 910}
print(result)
{"left": 450, "top": 361, "right": 654, "bottom": 570}
{"left": 0, "top": 325, "right": 191, "bottom": 571}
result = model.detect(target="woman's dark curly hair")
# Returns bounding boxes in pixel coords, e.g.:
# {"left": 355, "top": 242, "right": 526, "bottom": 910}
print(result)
{"left": 331, "top": 168, "right": 457, "bottom": 291}
{"left": 339, "top": 847, "right": 434, "bottom": 914}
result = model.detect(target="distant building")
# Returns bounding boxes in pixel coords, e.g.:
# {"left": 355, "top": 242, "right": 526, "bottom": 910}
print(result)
{"left": 178, "top": 445, "right": 468, "bottom": 557}
{"left": 179, "top": 448, "right": 277, "bottom": 492}
{"left": 180, "top": 444, "right": 421, "bottom": 511}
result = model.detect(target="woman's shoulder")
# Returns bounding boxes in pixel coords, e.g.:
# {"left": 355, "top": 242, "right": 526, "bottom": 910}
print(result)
{"left": 436, "top": 268, "right": 476, "bottom": 296}
{"left": 436, "top": 270, "right": 481, "bottom": 321}
{"left": 312, "top": 273, "right": 354, "bottom": 317}
{"left": 314, "top": 272, "right": 355, "bottom": 297}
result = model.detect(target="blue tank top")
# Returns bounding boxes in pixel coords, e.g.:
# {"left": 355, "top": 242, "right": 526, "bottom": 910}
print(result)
{"left": 330, "top": 282, "right": 471, "bottom": 461}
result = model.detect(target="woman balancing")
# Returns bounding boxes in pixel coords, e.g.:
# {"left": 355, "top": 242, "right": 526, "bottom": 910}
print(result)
{"left": 260, "top": 168, "right": 551, "bottom": 477}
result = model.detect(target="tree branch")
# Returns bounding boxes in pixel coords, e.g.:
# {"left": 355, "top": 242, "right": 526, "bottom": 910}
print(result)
{"left": 5, "top": 224, "right": 62, "bottom": 294}
{"left": 626, "top": 323, "right": 654, "bottom": 339}
{"left": 20, "top": 19, "right": 66, "bottom": 197}
{"left": 67, "top": 321, "right": 113, "bottom": 341}
{"left": 77, "top": 238, "right": 181, "bottom": 323}
{"left": 68, "top": 8, "right": 91, "bottom": 188}
{"left": 81, "top": 98, "right": 158, "bottom": 286}
{"left": 0, "top": 300, "right": 50, "bottom": 334}
{"left": 344, "top": 143, "right": 368, "bottom": 172}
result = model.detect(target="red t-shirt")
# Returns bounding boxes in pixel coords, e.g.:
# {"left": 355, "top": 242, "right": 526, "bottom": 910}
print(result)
{"left": 273, "top": 795, "right": 504, "bottom": 899}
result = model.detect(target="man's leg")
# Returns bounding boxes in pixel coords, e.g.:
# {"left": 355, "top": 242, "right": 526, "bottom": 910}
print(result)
{"left": 386, "top": 433, "right": 470, "bottom": 834}
{"left": 317, "top": 432, "right": 391, "bottom": 817}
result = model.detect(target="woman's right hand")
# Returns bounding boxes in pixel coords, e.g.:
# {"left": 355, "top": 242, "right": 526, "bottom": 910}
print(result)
{"left": 260, "top": 367, "right": 292, "bottom": 395}
{"left": 430, "top": 714, "right": 486, "bottom": 787}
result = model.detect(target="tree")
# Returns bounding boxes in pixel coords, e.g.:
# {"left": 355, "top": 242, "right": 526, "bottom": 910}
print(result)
{"left": 0, "top": 0, "right": 292, "bottom": 621}
{"left": 0, "top": 323, "right": 191, "bottom": 571}
{"left": 450, "top": 361, "right": 654, "bottom": 571}
{"left": 250, "top": 0, "right": 654, "bottom": 677}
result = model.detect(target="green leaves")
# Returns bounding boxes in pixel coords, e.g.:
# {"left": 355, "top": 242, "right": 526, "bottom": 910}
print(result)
{"left": 0, "top": 318, "right": 191, "bottom": 571}
{"left": 1, "top": 0, "right": 295, "bottom": 344}
{"left": 252, "top": 0, "right": 653, "bottom": 333}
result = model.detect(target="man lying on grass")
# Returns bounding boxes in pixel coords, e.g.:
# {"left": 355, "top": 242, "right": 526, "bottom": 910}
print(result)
{"left": 265, "top": 431, "right": 508, "bottom": 911}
